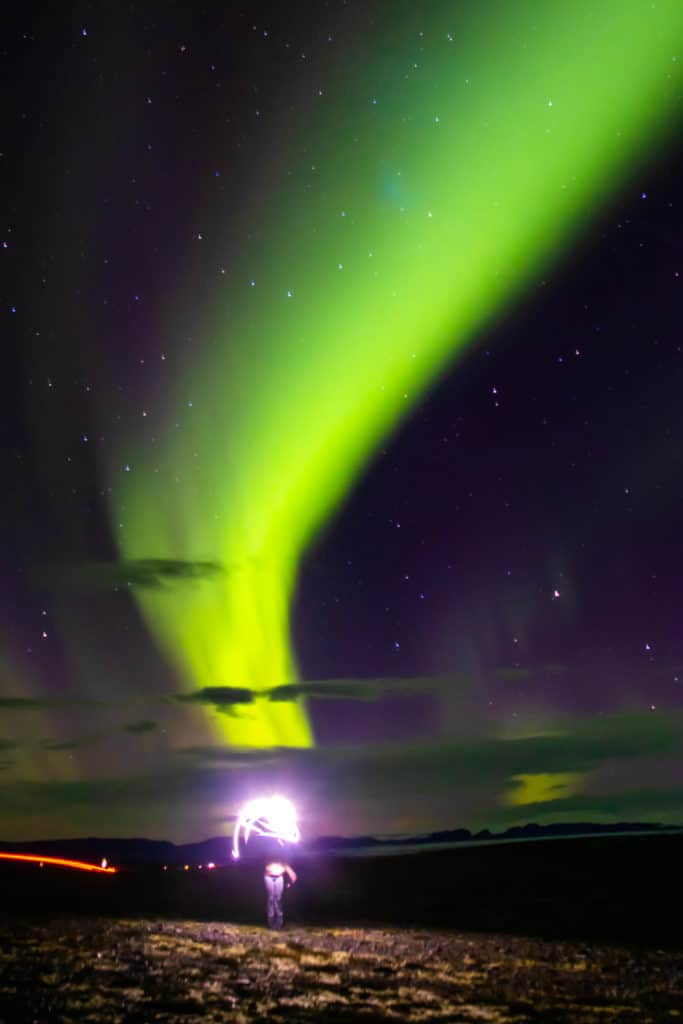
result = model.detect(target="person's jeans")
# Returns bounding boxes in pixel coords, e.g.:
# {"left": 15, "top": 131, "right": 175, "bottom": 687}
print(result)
{"left": 265, "top": 874, "right": 284, "bottom": 929}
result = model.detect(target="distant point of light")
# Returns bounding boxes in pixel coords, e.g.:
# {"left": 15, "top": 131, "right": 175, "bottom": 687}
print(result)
{"left": 0, "top": 852, "right": 116, "bottom": 873}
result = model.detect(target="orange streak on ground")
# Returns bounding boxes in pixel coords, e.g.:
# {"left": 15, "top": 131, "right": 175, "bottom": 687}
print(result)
{"left": 0, "top": 852, "right": 117, "bottom": 873}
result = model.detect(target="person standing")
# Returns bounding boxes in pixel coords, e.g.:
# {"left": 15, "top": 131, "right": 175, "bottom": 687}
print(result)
{"left": 264, "top": 858, "right": 297, "bottom": 930}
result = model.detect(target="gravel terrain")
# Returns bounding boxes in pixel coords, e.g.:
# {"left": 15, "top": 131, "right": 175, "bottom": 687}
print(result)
{"left": 1, "top": 916, "right": 682, "bottom": 1023}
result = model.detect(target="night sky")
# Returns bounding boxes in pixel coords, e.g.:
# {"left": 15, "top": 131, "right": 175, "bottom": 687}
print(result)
{"left": 3, "top": 0, "right": 683, "bottom": 843}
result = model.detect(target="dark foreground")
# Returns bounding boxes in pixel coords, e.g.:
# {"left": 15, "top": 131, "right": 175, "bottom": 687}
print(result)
{"left": 1, "top": 836, "right": 682, "bottom": 1021}
{"left": 2, "top": 915, "right": 683, "bottom": 1023}
{"left": 4, "top": 834, "right": 682, "bottom": 947}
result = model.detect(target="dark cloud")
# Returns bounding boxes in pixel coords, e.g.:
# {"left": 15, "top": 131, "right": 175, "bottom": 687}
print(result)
{"left": 174, "top": 686, "right": 254, "bottom": 711}
{"left": 462, "top": 711, "right": 680, "bottom": 778}
{"left": 40, "top": 740, "right": 81, "bottom": 752}
{"left": 494, "top": 786, "right": 683, "bottom": 824}
{"left": 124, "top": 719, "right": 158, "bottom": 734}
{"left": 0, "top": 697, "right": 45, "bottom": 711}
{"left": 0, "top": 765, "right": 231, "bottom": 822}
{"left": 36, "top": 558, "right": 224, "bottom": 592}
{"left": 0, "top": 739, "right": 17, "bottom": 751}
{"left": 268, "top": 680, "right": 378, "bottom": 702}
{"left": 267, "top": 676, "right": 449, "bottom": 702}
{"left": 2, "top": 709, "right": 682, "bottom": 841}
{"left": 0, "top": 774, "right": 180, "bottom": 811}
{"left": 0, "top": 695, "right": 110, "bottom": 712}
{"left": 178, "top": 745, "right": 293, "bottom": 764}
{"left": 0, "top": 760, "right": 13, "bottom": 771}
{"left": 299, "top": 711, "right": 683, "bottom": 811}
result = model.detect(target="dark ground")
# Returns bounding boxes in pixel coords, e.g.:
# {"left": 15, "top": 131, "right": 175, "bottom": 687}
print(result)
{"left": 1, "top": 836, "right": 682, "bottom": 1022}
{"left": 2, "top": 917, "right": 682, "bottom": 1023}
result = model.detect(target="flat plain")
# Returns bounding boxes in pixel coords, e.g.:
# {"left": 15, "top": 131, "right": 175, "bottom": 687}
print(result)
{"left": 1, "top": 915, "right": 682, "bottom": 1023}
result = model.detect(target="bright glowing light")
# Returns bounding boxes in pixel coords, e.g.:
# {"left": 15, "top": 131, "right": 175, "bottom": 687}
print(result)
{"left": 232, "top": 794, "right": 300, "bottom": 860}
{"left": 0, "top": 852, "right": 117, "bottom": 873}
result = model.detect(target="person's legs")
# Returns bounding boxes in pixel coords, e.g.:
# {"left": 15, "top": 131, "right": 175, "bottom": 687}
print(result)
{"left": 273, "top": 875, "right": 284, "bottom": 928}
{"left": 265, "top": 874, "right": 276, "bottom": 928}
{"left": 265, "top": 875, "right": 284, "bottom": 929}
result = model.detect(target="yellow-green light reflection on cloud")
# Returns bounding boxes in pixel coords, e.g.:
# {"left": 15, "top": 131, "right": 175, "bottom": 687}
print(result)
{"left": 505, "top": 772, "right": 584, "bottom": 807}
{"left": 112, "top": 1, "right": 683, "bottom": 747}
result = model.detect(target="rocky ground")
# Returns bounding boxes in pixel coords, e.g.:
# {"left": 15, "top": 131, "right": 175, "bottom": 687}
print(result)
{"left": 1, "top": 916, "right": 682, "bottom": 1023}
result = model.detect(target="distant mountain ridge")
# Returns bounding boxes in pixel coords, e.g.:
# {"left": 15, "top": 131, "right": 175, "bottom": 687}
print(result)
{"left": 308, "top": 821, "right": 675, "bottom": 851}
{"left": 1, "top": 821, "right": 680, "bottom": 867}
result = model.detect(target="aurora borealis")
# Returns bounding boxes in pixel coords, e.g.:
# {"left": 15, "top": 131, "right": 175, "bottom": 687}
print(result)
{"left": 115, "top": 0, "right": 683, "bottom": 748}
{"left": 3, "top": 0, "right": 683, "bottom": 842}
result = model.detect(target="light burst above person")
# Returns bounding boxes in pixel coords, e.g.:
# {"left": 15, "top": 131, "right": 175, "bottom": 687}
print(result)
{"left": 232, "top": 795, "right": 300, "bottom": 861}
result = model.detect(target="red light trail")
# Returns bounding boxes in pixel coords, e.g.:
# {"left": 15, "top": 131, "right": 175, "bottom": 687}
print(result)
{"left": 0, "top": 852, "right": 117, "bottom": 873}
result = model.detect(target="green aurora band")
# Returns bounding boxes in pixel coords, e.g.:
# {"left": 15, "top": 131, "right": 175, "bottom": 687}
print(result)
{"left": 114, "top": 1, "right": 683, "bottom": 748}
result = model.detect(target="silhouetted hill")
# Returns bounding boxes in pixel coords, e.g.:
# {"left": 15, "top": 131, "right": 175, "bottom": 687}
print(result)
{"left": 1, "top": 821, "right": 680, "bottom": 867}
{"left": 308, "top": 821, "right": 673, "bottom": 852}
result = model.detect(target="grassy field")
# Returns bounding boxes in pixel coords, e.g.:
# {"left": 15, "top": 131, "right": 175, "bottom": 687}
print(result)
{"left": 1, "top": 915, "right": 682, "bottom": 1023}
